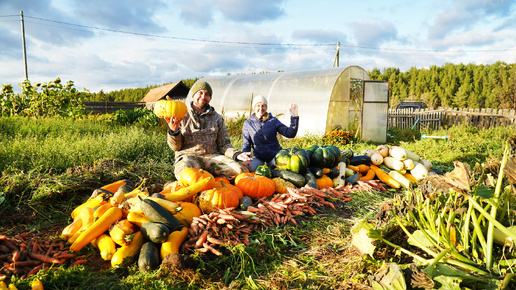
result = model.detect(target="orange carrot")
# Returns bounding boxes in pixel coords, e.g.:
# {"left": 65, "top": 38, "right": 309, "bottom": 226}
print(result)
{"left": 55, "top": 253, "right": 76, "bottom": 260}
{"left": 12, "top": 250, "right": 20, "bottom": 262}
{"left": 73, "top": 259, "right": 88, "bottom": 266}
{"left": 203, "top": 243, "right": 221, "bottom": 256}
{"left": 11, "top": 260, "right": 41, "bottom": 267}
{"left": 28, "top": 253, "right": 61, "bottom": 264}
{"left": 207, "top": 236, "right": 223, "bottom": 245}
{"left": 195, "top": 231, "right": 209, "bottom": 248}
{"left": 27, "top": 265, "right": 42, "bottom": 277}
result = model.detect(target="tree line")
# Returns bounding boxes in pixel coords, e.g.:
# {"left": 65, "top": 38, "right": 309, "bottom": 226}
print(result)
{"left": 87, "top": 63, "right": 516, "bottom": 110}
{"left": 369, "top": 61, "right": 516, "bottom": 110}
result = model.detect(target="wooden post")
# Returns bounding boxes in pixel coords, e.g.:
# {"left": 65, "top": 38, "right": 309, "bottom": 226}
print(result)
{"left": 20, "top": 11, "right": 28, "bottom": 80}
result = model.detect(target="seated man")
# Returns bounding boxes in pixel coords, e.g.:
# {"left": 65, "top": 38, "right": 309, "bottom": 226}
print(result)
{"left": 167, "top": 81, "right": 251, "bottom": 180}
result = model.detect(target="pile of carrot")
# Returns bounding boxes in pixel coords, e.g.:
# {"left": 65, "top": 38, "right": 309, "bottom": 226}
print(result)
{"left": 334, "top": 179, "right": 389, "bottom": 193}
{"left": 183, "top": 181, "right": 385, "bottom": 256}
{"left": 0, "top": 232, "right": 85, "bottom": 280}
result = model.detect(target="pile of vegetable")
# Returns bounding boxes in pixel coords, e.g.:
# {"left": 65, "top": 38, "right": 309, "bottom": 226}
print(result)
{"left": 1, "top": 141, "right": 438, "bottom": 283}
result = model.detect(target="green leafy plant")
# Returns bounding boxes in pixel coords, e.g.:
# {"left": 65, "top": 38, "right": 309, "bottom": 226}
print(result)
{"left": 0, "top": 78, "right": 87, "bottom": 118}
{"left": 111, "top": 107, "right": 159, "bottom": 126}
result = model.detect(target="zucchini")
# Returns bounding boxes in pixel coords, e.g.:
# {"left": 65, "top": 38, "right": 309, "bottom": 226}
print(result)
{"left": 239, "top": 196, "right": 253, "bottom": 210}
{"left": 406, "top": 150, "right": 421, "bottom": 162}
{"left": 348, "top": 155, "right": 371, "bottom": 166}
{"left": 140, "top": 222, "right": 171, "bottom": 243}
{"left": 388, "top": 170, "right": 412, "bottom": 189}
{"left": 151, "top": 192, "right": 165, "bottom": 199}
{"left": 303, "top": 170, "right": 319, "bottom": 189}
{"left": 139, "top": 197, "right": 182, "bottom": 231}
{"left": 111, "top": 231, "right": 145, "bottom": 268}
{"left": 410, "top": 163, "right": 429, "bottom": 180}
{"left": 389, "top": 146, "right": 407, "bottom": 161}
{"left": 271, "top": 169, "right": 306, "bottom": 188}
{"left": 308, "top": 167, "right": 324, "bottom": 178}
{"left": 345, "top": 168, "right": 356, "bottom": 177}
{"left": 383, "top": 156, "right": 405, "bottom": 171}
{"left": 138, "top": 241, "right": 161, "bottom": 272}
{"left": 327, "top": 167, "right": 340, "bottom": 179}
{"left": 345, "top": 173, "right": 360, "bottom": 185}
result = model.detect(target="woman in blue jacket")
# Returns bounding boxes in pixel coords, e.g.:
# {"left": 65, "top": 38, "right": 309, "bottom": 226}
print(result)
{"left": 241, "top": 95, "right": 299, "bottom": 171}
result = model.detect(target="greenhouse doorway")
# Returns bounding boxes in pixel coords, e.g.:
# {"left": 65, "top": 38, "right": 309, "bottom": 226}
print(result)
{"left": 361, "top": 81, "right": 389, "bottom": 143}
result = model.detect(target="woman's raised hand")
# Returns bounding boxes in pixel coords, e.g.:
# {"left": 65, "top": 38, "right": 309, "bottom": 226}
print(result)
{"left": 289, "top": 103, "right": 298, "bottom": 117}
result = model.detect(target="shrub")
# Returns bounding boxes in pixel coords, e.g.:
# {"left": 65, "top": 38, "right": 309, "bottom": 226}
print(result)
{"left": 322, "top": 126, "right": 355, "bottom": 146}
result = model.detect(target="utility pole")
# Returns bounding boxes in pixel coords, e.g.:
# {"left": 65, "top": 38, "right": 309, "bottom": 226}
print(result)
{"left": 333, "top": 42, "right": 340, "bottom": 68}
{"left": 20, "top": 11, "right": 29, "bottom": 80}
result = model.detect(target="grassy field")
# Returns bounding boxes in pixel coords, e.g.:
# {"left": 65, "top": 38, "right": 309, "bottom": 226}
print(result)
{"left": 0, "top": 115, "right": 514, "bottom": 289}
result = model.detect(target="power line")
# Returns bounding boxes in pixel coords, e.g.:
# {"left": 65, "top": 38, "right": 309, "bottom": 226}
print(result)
{"left": 4, "top": 13, "right": 516, "bottom": 54}
{"left": 24, "top": 15, "right": 337, "bottom": 47}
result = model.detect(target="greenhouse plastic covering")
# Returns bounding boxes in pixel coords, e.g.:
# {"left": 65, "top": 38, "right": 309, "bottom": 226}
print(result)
{"left": 187, "top": 66, "right": 387, "bottom": 142}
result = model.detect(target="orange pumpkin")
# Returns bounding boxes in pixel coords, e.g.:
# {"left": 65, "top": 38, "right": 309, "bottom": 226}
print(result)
{"left": 214, "top": 176, "right": 231, "bottom": 186}
{"left": 193, "top": 181, "right": 241, "bottom": 213}
{"left": 234, "top": 173, "right": 275, "bottom": 199}
{"left": 153, "top": 97, "right": 188, "bottom": 120}
{"left": 179, "top": 168, "right": 217, "bottom": 191}
{"left": 316, "top": 175, "right": 333, "bottom": 189}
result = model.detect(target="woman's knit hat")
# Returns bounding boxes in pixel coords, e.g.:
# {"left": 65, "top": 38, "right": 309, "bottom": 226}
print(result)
{"left": 252, "top": 95, "right": 268, "bottom": 108}
{"left": 190, "top": 81, "right": 213, "bottom": 97}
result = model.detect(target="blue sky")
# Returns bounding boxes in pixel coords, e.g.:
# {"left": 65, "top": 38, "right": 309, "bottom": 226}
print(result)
{"left": 1, "top": 0, "right": 515, "bottom": 93}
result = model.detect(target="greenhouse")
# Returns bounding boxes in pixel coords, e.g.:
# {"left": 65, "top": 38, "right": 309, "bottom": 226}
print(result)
{"left": 189, "top": 66, "right": 388, "bottom": 143}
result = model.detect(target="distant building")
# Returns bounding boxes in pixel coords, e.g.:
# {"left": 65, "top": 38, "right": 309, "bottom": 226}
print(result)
{"left": 141, "top": 81, "right": 190, "bottom": 109}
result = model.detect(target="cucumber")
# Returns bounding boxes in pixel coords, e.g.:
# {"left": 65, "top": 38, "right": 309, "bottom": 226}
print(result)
{"left": 271, "top": 169, "right": 306, "bottom": 188}
{"left": 308, "top": 167, "right": 324, "bottom": 178}
{"left": 303, "top": 170, "right": 319, "bottom": 189}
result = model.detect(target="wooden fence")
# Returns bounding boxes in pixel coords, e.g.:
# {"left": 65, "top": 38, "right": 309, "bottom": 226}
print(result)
{"left": 84, "top": 101, "right": 515, "bottom": 131}
{"left": 83, "top": 101, "right": 146, "bottom": 114}
{"left": 388, "top": 107, "right": 516, "bottom": 131}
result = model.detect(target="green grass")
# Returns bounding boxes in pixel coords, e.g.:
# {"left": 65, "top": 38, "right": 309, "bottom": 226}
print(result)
{"left": 0, "top": 116, "right": 514, "bottom": 289}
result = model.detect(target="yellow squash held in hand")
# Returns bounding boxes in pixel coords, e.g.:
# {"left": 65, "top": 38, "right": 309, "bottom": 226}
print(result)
{"left": 164, "top": 176, "right": 214, "bottom": 202}
{"left": 153, "top": 96, "right": 188, "bottom": 120}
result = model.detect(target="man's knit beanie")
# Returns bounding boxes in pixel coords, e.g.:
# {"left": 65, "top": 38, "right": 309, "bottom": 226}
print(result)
{"left": 190, "top": 81, "right": 213, "bottom": 97}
